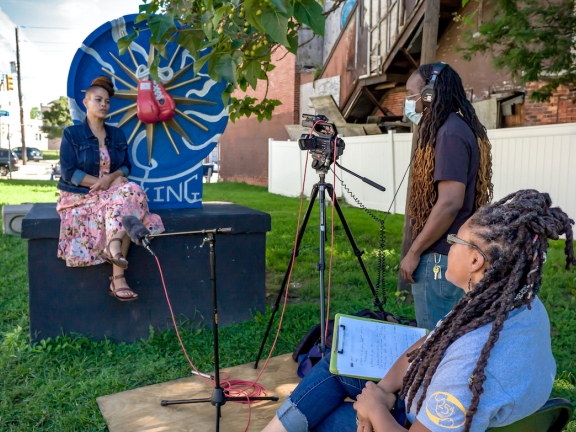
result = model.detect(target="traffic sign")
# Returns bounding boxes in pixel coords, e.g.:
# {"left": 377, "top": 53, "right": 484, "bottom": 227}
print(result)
{"left": 0, "top": 110, "right": 9, "bottom": 116}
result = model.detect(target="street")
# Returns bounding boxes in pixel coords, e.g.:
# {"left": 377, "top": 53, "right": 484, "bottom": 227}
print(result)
{"left": 0, "top": 160, "right": 220, "bottom": 183}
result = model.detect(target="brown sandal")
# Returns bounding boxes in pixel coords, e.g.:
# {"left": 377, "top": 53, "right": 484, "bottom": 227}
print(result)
{"left": 102, "top": 238, "right": 128, "bottom": 269}
{"left": 109, "top": 275, "right": 138, "bottom": 302}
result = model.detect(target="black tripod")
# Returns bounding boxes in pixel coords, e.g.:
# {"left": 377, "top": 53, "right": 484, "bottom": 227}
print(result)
{"left": 157, "top": 228, "right": 278, "bottom": 431}
{"left": 254, "top": 171, "right": 386, "bottom": 368}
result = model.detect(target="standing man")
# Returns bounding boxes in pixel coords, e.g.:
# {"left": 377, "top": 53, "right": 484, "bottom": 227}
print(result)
{"left": 400, "top": 63, "right": 493, "bottom": 330}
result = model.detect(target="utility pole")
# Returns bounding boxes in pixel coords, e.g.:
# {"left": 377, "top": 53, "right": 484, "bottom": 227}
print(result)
{"left": 15, "top": 27, "right": 26, "bottom": 165}
{"left": 397, "top": 0, "right": 441, "bottom": 300}
{"left": 7, "top": 124, "right": 12, "bottom": 179}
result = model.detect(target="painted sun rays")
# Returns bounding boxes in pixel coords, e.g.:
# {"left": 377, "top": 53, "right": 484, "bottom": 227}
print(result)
{"left": 102, "top": 43, "right": 216, "bottom": 164}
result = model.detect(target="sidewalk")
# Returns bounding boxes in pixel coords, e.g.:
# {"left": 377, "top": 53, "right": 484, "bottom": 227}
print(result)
{"left": 2, "top": 162, "right": 220, "bottom": 183}
{"left": 3, "top": 161, "right": 54, "bottom": 181}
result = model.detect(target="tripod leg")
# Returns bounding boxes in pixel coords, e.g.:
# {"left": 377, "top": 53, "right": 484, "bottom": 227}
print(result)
{"left": 215, "top": 403, "right": 220, "bottom": 432}
{"left": 327, "top": 184, "right": 385, "bottom": 312}
{"left": 318, "top": 180, "right": 327, "bottom": 355}
{"left": 254, "top": 184, "right": 320, "bottom": 368}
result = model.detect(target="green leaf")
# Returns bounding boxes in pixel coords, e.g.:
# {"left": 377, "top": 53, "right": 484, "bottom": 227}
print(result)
{"left": 212, "top": 6, "right": 229, "bottom": 28}
{"left": 244, "top": 0, "right": 265, "bottom": 31}
{"left": 177, "top": 29, "right": 204, "bottom": 59}
{"left": 203, "top": 21, "right": 214, "bottom": 39}
{"left": 222, "top": 90, "right": 231, "bottom": 106}
{"left": 294, "top": 0, "right": 325, "bottom": 36}
{"left": 148, "top": 14, "right": 175, "bottom": 43}
{"left": 117, "top": 31, "right": 139, "bottom": 55}
{"left": 149, "top": 56, "right": 160, "bottom": 82}
{"left": 261, "top": 7, "right": 289, "bottom": 46}
{"left": 231, "top": 39, "right": 243, "bottom": 50}
{"left": 462, "top": 0, "right": 470, "bottom": 6}
{"left": 215, "top": 53, "right": 238, "bottom": 84}
{"left": 243, "top": 60, "right": 261, "bottom": 89}
{"left": 287, "top": 30, "right": 298, "bottom": 54}
{"left": 269, "top": 0, "right": 291, "bottom": 15}
{"left": 152, "top": 41, "right": 168, "bottom": 59}
{"left": 139, "top": 3, "right": 152, "bottom": 14}
{"left": 135, "top": 13, "right": 149, "bottom": 24}
{"left": 194, "top": 53, "right": 211, "bottom": 76}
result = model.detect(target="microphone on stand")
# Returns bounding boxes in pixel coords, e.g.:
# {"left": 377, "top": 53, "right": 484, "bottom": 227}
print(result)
{"left": 122, "top": 216, "right": 155, "bottom": 256}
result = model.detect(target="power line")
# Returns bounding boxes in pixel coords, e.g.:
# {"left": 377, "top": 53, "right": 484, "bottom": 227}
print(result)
{"left": 27, "top": 41, "right": 77, "bottom": 44}
{"left": 20, "top": 26, "right": 84, "bottom": 30}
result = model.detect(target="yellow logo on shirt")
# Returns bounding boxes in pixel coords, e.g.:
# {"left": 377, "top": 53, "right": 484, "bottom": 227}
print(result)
{"left": 425, "top": 392, "right": 467, "bottom": 428}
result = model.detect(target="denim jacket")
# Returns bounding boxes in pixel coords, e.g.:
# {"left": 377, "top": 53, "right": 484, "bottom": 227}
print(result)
{"left": 58, "top": 118, "right": 131, "bottom": 194}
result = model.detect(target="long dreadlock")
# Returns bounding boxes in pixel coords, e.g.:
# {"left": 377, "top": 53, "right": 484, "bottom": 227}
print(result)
{"left": 400, "top": 189, "right": 576, "bottom": 432}
{"left": 408, "top": 64, "right": 494, "bottom": 239}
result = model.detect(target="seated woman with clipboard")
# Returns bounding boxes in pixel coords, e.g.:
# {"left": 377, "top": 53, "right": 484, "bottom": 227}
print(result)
{"left": 262, "top": 190, "right": 575, "bottom": 432}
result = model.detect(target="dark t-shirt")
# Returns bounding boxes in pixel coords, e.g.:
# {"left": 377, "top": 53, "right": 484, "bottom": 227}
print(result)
{"left": 426, "top": 112, "right": 480, "bottom": 255}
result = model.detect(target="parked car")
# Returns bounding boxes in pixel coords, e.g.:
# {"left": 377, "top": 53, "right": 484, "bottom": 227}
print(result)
{"left": 12, "top": 146, "right": 43, "bottom": 161}
{"left": 0, "top": 149, "right": 19, "bottom": 176}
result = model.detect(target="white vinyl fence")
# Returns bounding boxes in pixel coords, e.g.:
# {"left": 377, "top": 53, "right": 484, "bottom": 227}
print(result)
{"left": 269, "top": 122, "right": 576, "bottom": 220}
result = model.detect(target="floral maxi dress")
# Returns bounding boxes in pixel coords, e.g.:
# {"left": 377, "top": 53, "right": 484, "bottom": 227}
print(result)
{"left": 56, "top": 147, "right": 164, "bottom": 267}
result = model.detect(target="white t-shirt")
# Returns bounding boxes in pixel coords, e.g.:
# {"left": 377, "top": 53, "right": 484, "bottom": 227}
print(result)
{"left": 405, "top": 297, "right": 555, "bottom": 431}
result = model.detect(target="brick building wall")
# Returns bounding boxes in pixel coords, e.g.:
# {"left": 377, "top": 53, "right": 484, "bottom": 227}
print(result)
{"left": 381, "top": 88, "right": 407, "bottom": 117}
{"left": 219, "top": 48, "right": 299, "bottom": 185}
{"left": 523, "top": 82, "right": 576, "bottom": 127}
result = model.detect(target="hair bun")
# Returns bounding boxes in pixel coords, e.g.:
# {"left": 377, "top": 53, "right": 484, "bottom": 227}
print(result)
{"left": 90, "top": 76, "right": 115, "bottom": 97}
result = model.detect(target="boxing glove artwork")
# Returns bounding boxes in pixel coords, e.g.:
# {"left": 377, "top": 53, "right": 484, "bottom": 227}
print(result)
{"left": 137, "top": 80, "right": 176, "bottom": 124}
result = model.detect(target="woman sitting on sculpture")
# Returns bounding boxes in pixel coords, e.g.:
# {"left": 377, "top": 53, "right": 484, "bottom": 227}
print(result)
{"left": 263, "top": 189, "right": 575, "bottom": 432}
{"left": 57, "top": 76, "right": 164, "bottom": 301}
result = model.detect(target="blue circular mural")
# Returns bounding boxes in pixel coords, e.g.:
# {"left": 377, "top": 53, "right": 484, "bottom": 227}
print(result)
{"left": 67, "top": 14, "right": 228, "bottom": 210}
{"left": 341, "top": 0, "right": 357, "bottom": 28}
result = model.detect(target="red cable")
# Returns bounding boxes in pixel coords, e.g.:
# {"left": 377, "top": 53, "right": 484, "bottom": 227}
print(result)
{"left": 155, "top": 255, "right": 214, "bottom": 387}
{"left": 252, "top": 152, "right": 310, "bottom": 385}
{"left": 324, "top": 138, "right": 338, "bottom": 342}
{"left": 154, "top": 255, "right": 268, "bottom": 432}
{"left": 153, "top": 124, "right": 320, "bottom": 431}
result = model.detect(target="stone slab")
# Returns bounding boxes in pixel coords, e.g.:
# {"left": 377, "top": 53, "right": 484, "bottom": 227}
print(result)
{"left": 22, "top": 202, "right": 271, "bottom": 343}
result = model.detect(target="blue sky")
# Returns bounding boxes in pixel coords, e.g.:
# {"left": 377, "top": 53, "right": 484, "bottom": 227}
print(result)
{"left": 0, "top": 0, "right": 141, "bottom": 110}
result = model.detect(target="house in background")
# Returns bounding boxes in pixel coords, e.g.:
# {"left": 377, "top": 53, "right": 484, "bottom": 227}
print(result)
{"left": 219, "top": 0, "right": 576, "bottom": 185}
{"left": 0, "top": 86, "right": 48, "bottom": 151}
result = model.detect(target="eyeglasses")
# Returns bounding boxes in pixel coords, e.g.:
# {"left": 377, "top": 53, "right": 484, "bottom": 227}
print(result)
{"left": 406, "top": 93, "right": 421, "bottom": 102}
{"left": 447, "top": 234, "right": 489, "bottom": 262}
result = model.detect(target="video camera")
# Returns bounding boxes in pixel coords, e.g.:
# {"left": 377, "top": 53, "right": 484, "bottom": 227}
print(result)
{"left": 298, "top": 114, "right": 345, "bottom": 171}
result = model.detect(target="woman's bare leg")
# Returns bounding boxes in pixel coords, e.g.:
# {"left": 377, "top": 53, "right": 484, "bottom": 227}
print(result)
{"left": 110, "top": 265, "right": 137, "bottom": 298}
{"left": 261, "top": 415, "right": 288, "bottom": 432}
{"left": 109, "top": 232, "right": 137, "bottom": 299}
{"left": 121, "top": 234, "right": 130, "bottom": 257}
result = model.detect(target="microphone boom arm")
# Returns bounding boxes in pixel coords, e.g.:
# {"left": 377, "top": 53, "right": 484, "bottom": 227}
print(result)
{"left": 334, "top": 162, "right": 386, "bottom": 192}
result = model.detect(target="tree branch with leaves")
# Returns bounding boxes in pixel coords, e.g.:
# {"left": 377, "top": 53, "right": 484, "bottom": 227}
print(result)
{"left": 457, "top": 0, "right": 576, "bottom": 102}
{"left": 41, "top": 97, "right": 73, "bottom": 139}
{"left": 120, "top": 0, "right": 327, "bottom": 121}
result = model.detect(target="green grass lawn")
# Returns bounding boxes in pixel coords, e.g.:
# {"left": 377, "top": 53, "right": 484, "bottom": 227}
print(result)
{"left": 42, "top": 150, "right": 60, "bottom": 161}
{"left": 0, "top": 180, "right": 575, "bottom": 431}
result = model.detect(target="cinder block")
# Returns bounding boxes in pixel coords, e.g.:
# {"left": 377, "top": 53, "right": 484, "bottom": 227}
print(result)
{"left": 2, "top": 204, "right": 34, "bottom": 236}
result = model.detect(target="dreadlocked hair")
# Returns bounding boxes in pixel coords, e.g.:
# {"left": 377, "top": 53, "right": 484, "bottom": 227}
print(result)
{"left": 400, "top": 189, "right": 576, "bottom": 432}
{"left": 408, "top": 64, "right": 494, "bottom": 239}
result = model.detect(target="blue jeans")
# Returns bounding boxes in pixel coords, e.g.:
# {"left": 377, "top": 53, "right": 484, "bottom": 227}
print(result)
{"left": 277, "top": 354, "right": 406, "bottom": 432}
{"left": 411, "top": 253, "right": 464, "bottom": 330}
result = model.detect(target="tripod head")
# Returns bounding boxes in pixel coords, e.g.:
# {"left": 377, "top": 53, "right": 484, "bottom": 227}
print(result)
{"left": 299, "top": 114, "right": 345, "bottom": 173}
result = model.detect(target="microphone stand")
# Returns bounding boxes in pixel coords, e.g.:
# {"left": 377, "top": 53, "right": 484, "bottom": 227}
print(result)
{"left": 144, "top": 228, "right": 278, "bottom": 432}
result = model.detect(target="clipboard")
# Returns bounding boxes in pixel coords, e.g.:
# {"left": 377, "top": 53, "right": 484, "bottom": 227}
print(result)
{"left": 329, "top": 313, "right": 427, "bottom": 381}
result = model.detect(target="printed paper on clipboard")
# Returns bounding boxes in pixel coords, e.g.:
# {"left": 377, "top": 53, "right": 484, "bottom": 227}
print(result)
{"left": 329, "top": 313, "right": 427, "bottom": 381}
